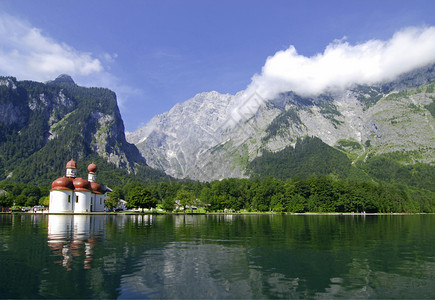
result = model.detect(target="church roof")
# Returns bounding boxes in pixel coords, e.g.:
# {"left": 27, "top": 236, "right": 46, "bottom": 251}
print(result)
{"left": 51, "top": 177, "right": 74, "bottom": 190}
{"left": 87, "top": 163, "right": 98, "bottom": 174}
{"left": 73, "top": 177, "right": 92, "bottom": 192}
{"left": 51, "top": 160, "right": 108, "bottom": 194}
{"left": 90, "top": 182, "right": 103, "bottom": 194}
{"left": 66, "top": 159, "right": 77, "bottom": 169}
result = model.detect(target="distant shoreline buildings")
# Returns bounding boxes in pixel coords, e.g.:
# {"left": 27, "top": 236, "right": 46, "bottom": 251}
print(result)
{"left": 49, "top": 159, "right": 110, "bottom": 213}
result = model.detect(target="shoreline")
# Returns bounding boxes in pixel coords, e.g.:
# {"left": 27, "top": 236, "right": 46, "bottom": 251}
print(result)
{"left": 1, "top": 211, "right": 432, "bottom": 216}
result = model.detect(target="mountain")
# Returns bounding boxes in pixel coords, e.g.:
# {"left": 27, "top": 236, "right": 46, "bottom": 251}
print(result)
{"left": 126, "top": 91, "right": 239, "bottom": 179}
{"left": 128, "top": 64, "right": 435, "bottom": 183}
{"left": 0, "top": 75, "right": 169, "bottom": 186}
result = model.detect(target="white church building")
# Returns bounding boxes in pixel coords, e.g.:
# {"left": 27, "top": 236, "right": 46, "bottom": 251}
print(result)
{"left": 49, "top": 159, "right": 110, "bottom": 213}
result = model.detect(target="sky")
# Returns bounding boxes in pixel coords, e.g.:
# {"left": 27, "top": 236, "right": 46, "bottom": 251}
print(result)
{"left": 1, "top": 1, "right": 435, "bottom": 132}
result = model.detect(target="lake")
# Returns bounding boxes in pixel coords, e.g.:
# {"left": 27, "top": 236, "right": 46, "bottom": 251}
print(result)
{"left": 0, "top": 213, "right": 434, "bottom": 299}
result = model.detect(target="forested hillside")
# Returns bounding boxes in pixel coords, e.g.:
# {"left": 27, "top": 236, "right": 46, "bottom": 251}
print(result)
{"left": 241, "top": 136, "right": 435, "bottom": 211}
{"left": 247, "top": 137, "right": 435, "bottom": 193}
{"left": 0, "top": 75, "right": 171, "bottom": 187}
{"left": 247, "top": 137, "right": 363, "bottom": 180}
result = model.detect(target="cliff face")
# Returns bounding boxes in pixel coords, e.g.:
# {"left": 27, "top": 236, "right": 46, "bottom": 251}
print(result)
{"left": 0, "top": 75, "right": 146, "bottom": 183}
{"left": 128, "top": 65, "right": 435, "bottom": 181}
{"left": 126, "top": 91, "right": 238, "bottom": 179}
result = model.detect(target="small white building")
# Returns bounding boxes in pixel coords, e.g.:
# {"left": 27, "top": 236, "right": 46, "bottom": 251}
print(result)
{"left": 49, "top": 159, "right": 110, "bottom": 213}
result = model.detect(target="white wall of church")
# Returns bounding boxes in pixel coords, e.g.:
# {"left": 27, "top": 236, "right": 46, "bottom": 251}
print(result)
{"left": 49, "top": 190, "right": 109, "bottom": 213}
{"left": 74, "top": 191, "right": 91, "bottom": 213}
{"left": 49, "top": 190, "right": 73, "bottom": 213}
{"left": 92, "top": 194, "right": 106, "bottom": 212}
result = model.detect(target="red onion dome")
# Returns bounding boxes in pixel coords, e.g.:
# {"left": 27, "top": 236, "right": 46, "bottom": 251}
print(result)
{"left": 87, "top": 163, "right": 98, "bottom": 174}
{"left": 90, "top": 182, "right": 103, "bottom": 194}
{"left": 51, "top": 177, "right": 74, "bottom": 190}
{"left": 66, "top": 159, "right": 77, "bottom": 169}
{"left": 73, "top": 177, "right": 91, "bottom": 191}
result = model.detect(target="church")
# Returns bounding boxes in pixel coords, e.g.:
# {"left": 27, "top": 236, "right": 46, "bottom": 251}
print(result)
{"left": 49, "top": 159, "right": 110, "bottom": 213}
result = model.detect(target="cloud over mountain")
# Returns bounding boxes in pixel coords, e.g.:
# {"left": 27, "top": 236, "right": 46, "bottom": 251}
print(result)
{"left": 0, "top": 14, "right": 103, "bottom": 81}
{"left": 249, "top": 26, "right": 435, "bottom": 100}
{"left": 227, "top": 26, "right": 435, "bottom": 124}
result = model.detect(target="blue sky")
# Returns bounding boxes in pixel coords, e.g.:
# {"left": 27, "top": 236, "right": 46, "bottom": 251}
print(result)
{"left": 1, "top": 1, "right": 435, "bottom": 131}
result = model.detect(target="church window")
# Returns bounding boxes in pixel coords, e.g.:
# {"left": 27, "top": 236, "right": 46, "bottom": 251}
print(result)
{"left": 68, "top": 195, "right": 71, "bottom": 203}
{"left": 76, "top": 196, "right": 79, "bottom": 203}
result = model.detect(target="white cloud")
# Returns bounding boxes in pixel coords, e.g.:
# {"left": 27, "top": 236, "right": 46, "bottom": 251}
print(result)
{"left": 0, "top": 13, "right": 141, "bottom": 127}
{"left": 101, "top": 52, "right": 118, "bottom": 64}
{"left": 254, "top": 26, "right": 435, "bottom": 99}
{"left": 0, "top": 14, "right": 103, "bottom": 81}
{"left": 229, "top": 26, "right": 435, "bottom": 124}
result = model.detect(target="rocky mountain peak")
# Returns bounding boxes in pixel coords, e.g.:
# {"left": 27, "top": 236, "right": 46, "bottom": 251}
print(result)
{"left": 0, "top": 76, "right": 18, "bottom": 89}
{"left": 50, "top": 74, "right": 76, "bottom": 85}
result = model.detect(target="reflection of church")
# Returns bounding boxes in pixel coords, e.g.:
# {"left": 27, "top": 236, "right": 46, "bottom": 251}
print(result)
{"left": 49, "top": 159, "right": 110, "bottom": 213}
{"left": 47, "top": 215, "right": 103, "bottom": 270}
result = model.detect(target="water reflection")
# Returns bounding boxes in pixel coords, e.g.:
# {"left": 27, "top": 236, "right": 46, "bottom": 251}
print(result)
{"left": 130, "top": 214, "right": 154, "bottom": 226}
{"left": 119, "top": 241, "right": 255, "bottom": 299}
{"left": 317, "top": 258, "right": 435, "bottom": 299}
{"left": 47, "top": 215, "right": 103, "bottom": 270}
{"left": 1, "top": 214, "right": 434, "bottom": 299}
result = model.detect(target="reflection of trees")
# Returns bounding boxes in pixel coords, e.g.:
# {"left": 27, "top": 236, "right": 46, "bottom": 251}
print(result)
{"left": 163, "top": 214, "right": 435, "bottom": 298}
{"left": 0, "top": 214, "right": 53, "bottom": 299}
{"left": 112, "top": 214, "right": 432, "bottom": 298}
{"left": 316, "top": 257, "right": 435, "bottom": 298}
{"left": 229, "top": 215, "right": 435, "bottom": 298}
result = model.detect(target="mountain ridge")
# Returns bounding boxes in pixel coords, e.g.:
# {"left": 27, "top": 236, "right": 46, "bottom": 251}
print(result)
{"left": 128, "top": 64, "right": 435, "bottom": 181}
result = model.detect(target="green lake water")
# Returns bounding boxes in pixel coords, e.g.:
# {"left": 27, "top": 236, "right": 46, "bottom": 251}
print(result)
{"left": 0, "top": 214, "right": 434, "bottom": 299}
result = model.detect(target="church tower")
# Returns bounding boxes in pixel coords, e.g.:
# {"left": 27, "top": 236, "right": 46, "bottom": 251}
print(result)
{"left": 87, "top": 163, "right": 98, "bottom": 183}
{"left": 66, "top": 159, "right": 77, "bottom": 178}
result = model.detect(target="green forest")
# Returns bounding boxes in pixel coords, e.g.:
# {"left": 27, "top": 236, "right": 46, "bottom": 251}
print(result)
{"left": 102, "top": 174, "right": 434, "bottom": 213}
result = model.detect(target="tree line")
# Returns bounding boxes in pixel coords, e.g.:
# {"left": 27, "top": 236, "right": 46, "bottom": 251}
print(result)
{"left": 1, "top": 174, "right": 433, "bottom": 213}
{"left": 108, "top": 176, "right": 434, "bottom": 213}
{"left": 0, "top": 182, "right": 49, "bottom": 211}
